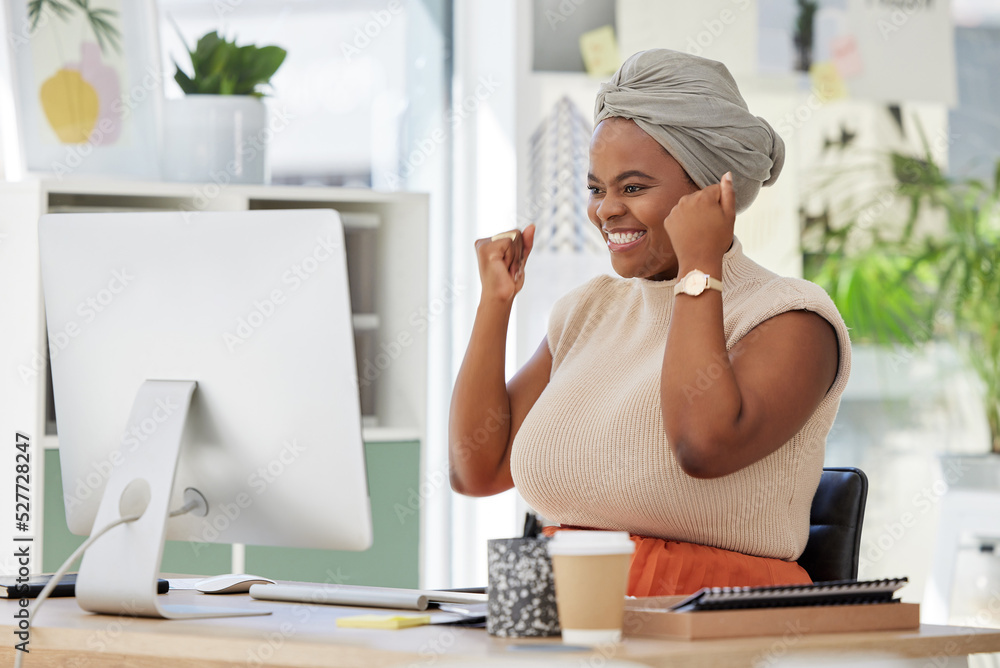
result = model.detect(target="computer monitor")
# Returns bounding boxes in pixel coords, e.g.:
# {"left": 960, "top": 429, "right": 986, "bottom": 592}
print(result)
{"left": 38, "top": 209, "right": 372, "bottom": 619}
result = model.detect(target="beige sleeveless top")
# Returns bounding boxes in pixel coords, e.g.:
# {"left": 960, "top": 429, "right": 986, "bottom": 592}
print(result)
{"left": 510, "top": 237, "right": 851, "bottom": 560}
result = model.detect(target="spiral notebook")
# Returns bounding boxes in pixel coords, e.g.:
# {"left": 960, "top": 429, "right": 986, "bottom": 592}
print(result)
{"left": 668, "top": 577, "right": 909, "bottom": 612}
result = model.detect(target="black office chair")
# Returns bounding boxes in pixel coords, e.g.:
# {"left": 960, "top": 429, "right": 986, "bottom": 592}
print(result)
{"left": 797, "top": 467, "right": 868, "bottom": 583}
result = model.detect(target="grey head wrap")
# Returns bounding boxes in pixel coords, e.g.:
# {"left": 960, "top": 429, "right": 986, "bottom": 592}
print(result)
{"left": 594, "top": 49, "right": 784, "bottom": 214}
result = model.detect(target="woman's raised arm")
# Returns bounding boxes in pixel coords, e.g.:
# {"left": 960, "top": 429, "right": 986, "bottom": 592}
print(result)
{"left": 659, "top": 175, "right": 839, "bottom": 478}
{"left": 448, "top": 225, "right": 552, "bottom": 497}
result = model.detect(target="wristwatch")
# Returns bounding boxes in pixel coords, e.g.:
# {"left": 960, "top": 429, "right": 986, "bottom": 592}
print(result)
{"left": 674, "top": 269, "right": 723, "bottom": 297}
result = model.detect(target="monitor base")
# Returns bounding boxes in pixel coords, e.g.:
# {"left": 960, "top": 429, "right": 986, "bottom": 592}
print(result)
{"left": 75, "top": 380, "right": 269, "bottom": 620}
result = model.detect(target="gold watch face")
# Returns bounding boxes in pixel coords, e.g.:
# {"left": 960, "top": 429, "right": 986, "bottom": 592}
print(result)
{"left": 684, "top": 273, "right": 706, "bottom": 296}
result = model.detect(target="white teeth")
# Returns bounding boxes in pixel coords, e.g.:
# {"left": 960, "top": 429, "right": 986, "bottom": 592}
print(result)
{"left": 607, "top": 230, "right": 645, "bottom": 245}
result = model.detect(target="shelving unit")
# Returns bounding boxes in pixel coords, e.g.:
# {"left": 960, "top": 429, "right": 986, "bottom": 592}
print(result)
{"left": 0, "top": 177, "right": 430, "bottom": 586}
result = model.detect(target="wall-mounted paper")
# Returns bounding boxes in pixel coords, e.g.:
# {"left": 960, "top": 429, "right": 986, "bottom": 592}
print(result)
{"left": 532, "top": 0, "right": 618, "bottom": 72}
{"left": 759, "top": 0, "right": 955, "bottom": 106}
{"left": 579, "top": 25, "right": 621, "bottom": 76}
{"left": 617, "top": 0, "right": 758, "bottom": 77}
{"left": 845, "top": 0, "right": 955, "bottom": 105}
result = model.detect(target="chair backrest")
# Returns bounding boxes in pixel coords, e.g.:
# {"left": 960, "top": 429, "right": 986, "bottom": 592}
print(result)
{"left": 797, "top": 467, "right": 868, "bottom": 582}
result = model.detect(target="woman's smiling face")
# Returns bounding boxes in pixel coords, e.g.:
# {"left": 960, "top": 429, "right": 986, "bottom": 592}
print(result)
{"left": 587, "top": 117, "right": 699, "bottom": 281}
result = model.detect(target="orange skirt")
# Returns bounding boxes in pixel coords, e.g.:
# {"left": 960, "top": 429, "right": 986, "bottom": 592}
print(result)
{"left": 542, "top": 525, "right": 811, "bottom": 597}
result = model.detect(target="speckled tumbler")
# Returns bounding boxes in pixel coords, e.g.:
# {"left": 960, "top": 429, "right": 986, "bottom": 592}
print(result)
{"left": 486, "top": 537, "right": 561, "bottom": 637}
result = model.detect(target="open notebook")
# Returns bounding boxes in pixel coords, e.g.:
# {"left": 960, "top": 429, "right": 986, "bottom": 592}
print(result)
{"left": 668, "top": 577, "right": 909, "bottom": 612}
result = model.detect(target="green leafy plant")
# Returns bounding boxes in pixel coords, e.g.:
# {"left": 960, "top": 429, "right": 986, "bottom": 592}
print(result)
{"left": 29, "top": 0, "right": 121, "bottom": 53}
{"left": 173, "top": 31, "right": 286, "bottom": 97}
{"left": 805, "top": 143, "right": 1000, "bottom": 452}
{"left": 793, "top": 0, "right": 819, "bottom": 72}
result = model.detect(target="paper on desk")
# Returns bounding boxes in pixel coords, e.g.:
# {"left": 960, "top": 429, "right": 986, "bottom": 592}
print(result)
{"left": 436, "top": 602, "right": 487, "bottom": 617}
{"left": 337, "top": 614, "right": 431, "bottom": 629}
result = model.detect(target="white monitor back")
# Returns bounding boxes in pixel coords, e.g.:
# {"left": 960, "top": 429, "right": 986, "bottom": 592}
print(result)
{"left": 39, "top": 209, "right": 372, "bottom": 552}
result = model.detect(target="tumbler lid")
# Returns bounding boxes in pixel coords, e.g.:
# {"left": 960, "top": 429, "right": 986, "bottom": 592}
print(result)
{"left": 547, "top": 530, "right": 635, "bottom": 556}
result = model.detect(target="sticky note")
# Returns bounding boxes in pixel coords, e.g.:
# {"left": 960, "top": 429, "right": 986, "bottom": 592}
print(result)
{"left": 579, "top": 25, "right": 620, "bottom": 77}
{"left": 336, "top": 614, "right": 432, "bottom": 629}
{"left": 809, "top": 62, "right": 848, "bottom": 102}
{"left": 831, "top": 35, "right": 863, "bottom": 78}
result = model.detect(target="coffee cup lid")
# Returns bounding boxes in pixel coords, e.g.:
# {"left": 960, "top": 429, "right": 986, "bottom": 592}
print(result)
{"left": 547, "top": 530, "right": 635, "bottom": 556}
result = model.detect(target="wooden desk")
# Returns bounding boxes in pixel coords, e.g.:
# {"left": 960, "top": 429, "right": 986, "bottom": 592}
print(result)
{"left": 3, "top": 587, "right": 1000, "bottom": 668}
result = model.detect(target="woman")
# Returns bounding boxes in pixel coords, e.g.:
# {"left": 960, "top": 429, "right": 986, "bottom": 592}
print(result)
{"left": 449, "top": 49, "right": 851, "bottom": 596}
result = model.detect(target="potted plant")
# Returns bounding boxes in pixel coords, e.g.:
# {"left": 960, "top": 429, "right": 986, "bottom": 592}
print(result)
{"left": 804, "top": 141, "right": 1000, "bottom": 476}
{"left": 162, "top": 30, "right": 286, "bottom": 184}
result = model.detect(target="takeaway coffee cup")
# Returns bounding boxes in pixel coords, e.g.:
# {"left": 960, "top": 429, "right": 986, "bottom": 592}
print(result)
{"left": 486, "top": 537, "right": 560, "bottom": 637}
{"left": 547, "top": 530, "right": 635, "bottom": 645}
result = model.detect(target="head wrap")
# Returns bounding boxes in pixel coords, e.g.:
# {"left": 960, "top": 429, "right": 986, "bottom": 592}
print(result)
{"left": 594, "top": 49, "right": 784, "bottom": 214}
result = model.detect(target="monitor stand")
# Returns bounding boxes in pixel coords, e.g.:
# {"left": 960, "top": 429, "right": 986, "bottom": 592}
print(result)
{"left": 75, "top": 380, "right": 269, "bottom": 619}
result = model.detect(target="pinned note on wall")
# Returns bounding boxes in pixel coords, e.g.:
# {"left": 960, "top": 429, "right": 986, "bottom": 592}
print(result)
{"left": 579, "top": 25, "right": 621, "bottom": 77}
{"left": 809, "top": 62, "right": 847, "bottom": 102}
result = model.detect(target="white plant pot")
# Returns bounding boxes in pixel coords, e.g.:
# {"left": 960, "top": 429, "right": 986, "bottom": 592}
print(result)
{"left": 161, "top": 95, "right": 268, "bottom": 184}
